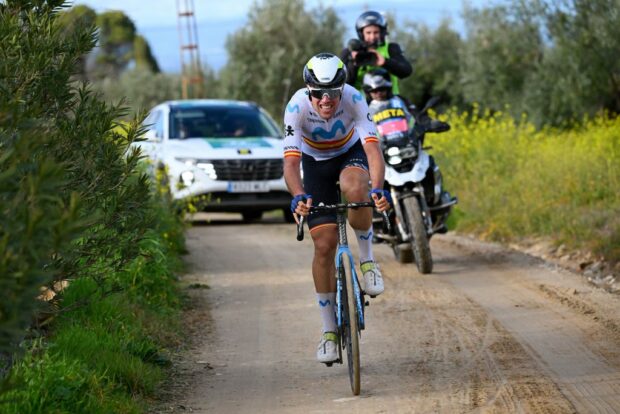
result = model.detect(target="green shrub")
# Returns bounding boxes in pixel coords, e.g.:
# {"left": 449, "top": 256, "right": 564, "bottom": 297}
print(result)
{"left": 433, "top": 108, "right": 620, "bottom": 261}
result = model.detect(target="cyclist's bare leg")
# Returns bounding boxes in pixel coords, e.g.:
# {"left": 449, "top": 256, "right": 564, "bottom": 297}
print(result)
{"left": 339, "top": 167, "right": 372, "bottom": 231}
{"left": 310, "top": 224, "right": 338, "bottom": 293}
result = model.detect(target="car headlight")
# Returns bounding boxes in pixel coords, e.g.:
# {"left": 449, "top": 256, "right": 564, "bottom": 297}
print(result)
{"left": 196, "top": 162, "right": 217, "bottom": 179}
{"left": 180, "top": 170, "right": 195, "bottom": 186}
{"left": 175, "top": 157, "right": 197, "bottom": 166}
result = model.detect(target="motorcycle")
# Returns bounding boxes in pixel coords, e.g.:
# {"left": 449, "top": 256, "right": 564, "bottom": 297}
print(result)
{"left": 370, "top": 96, "right": 457, "bottom": 274}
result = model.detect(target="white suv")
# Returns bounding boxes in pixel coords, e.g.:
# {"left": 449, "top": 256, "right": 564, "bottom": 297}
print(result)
{"left": 137, "top": 99, "right": 292, "bottom": 222}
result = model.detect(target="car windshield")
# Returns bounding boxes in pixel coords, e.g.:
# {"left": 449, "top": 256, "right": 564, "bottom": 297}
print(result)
{"left": 169, "top": 105, "right": 281, "bottom": 139}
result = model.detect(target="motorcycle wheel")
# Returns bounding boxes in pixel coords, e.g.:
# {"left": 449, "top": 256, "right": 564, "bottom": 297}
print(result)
{"left": 403, "top": 197, "right": 433, "bottom": 274}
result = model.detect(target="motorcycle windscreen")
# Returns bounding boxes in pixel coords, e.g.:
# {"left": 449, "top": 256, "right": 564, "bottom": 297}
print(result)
{"left": 377, "top": 117, "right": 409, "bottom": 142}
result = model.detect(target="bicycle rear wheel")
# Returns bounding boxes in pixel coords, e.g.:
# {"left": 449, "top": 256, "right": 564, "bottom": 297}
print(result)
{"left": 340, "top": 254, "right": 360, "bottom": 395}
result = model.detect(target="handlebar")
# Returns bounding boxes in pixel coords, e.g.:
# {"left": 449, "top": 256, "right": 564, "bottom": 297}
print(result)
{"left": 296, "top": 201, "right": 391, "bottom": 241}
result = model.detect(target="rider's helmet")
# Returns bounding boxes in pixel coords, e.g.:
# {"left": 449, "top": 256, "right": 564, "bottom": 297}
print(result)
{"left": 303, "top": 53, "right": 347, "bottom": 89}
{"left": 355, "top": 11, "right": 388, "bottom": 45}
{"left": 362, "top": 68, "right": 392, "bottom": 94}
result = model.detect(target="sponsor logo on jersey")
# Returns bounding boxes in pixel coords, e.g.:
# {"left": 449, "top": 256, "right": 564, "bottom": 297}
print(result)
{"left": 311, "top": 120, "right": 346, "bottom": 140}
{"left": 287, "top": 103, "right": 300, "bottom": 113}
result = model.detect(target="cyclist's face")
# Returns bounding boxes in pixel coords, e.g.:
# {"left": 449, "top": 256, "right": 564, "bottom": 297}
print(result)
{"left": 362, "top": 25, "right": 381, "bottom": 45}
{"left": 310, "top": 91, "right": 341, "bottom": 120}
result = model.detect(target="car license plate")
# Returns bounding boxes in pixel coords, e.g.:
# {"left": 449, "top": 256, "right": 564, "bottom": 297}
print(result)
{"left": 227, "top": 181, "right": 270, "bottom": 193}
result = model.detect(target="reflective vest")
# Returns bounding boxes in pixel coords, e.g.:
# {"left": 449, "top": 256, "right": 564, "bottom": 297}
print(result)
{"left": 354, "top": 43, "right": 400, "bottom": 95}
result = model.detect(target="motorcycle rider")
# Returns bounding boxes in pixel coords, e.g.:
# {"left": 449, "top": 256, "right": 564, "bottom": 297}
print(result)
{"left": 362, "top": 68, "right": 412, "bottom": 125}
{"left": 340, "top": 10, "right": 412, "bottom": 95}
{"left": 362, "top": 68, "right": 453, "bottom": 234}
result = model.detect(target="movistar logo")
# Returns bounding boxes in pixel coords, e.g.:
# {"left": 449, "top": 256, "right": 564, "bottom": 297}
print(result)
{"left": 359, "top": 231, "right": 373, "bottom": 240}
{"left": 311, "top": 120, "right": 346, "bottom": 140}
{"left": 353, "top": 92, "right": 363, "bottom": 103}
{"left": 287, "top": 103, "right": 300, "bottom": 113}
{"left": 319, "top": 299, "right": 331, "bottom": 307}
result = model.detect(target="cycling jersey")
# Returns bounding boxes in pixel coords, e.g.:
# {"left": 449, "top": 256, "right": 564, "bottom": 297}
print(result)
{"left": 283, "top": 84, "right": 379, "bottom": 161}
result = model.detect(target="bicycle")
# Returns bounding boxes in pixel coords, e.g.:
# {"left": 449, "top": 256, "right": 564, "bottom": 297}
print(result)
{"left": 296, "top": 199, "right": 389, "bottom": 395}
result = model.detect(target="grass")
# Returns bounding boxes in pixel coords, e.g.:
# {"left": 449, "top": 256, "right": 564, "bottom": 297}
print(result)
{"left": 431, "top": 107, "right": 620, "bottom": 262}
{"left": 0, "top": 189, "right": 187, "bottom": 414}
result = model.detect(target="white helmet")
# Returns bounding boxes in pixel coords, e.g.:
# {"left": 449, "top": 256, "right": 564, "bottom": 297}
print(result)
{"left": 302, "top": 53, "right": 347, "bottom": 89}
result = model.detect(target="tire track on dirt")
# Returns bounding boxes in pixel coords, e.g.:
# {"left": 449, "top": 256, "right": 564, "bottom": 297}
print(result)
{"left": 151, "top": 218, "right": 620, "bottom": 413}
{"left": 434, "top": 235, "right": 620, "bottom": 413}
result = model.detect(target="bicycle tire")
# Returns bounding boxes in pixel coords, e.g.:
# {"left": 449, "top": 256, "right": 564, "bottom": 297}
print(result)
{"left": 340, "top": 253, "right": 361, "bottom": 395}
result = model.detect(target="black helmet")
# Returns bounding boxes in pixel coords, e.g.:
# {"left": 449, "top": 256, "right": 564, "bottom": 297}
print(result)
{"left": 362, "top": 68, "right": 392, "bottom": 92}
{"left": 302, "top": 53, "right": 347, "bottom": 89}
{"left": 355, "top": 11, "right": 388, "bottom": 44}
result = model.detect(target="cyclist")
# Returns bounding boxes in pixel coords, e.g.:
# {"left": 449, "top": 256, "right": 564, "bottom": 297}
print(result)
{"left": 284, "top": 53, "right": 391, "bottom": 363}
{"left": 340, "top": 10, "right": 412, "bottom": 96}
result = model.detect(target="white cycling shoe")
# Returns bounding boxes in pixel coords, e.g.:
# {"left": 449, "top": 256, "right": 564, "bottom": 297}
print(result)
{"left": 361, "top": 261, "right": 384, "bottom": 296}
{"left": 317, "top": 332, "right": 338, "bottom": 363}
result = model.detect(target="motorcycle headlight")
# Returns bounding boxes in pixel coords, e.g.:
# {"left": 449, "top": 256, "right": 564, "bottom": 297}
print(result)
{"left": 388, "top": 156, "right": 402, "bottom": 165}
{"left": 386, "top": 147, "right": 400, "bottom": 157}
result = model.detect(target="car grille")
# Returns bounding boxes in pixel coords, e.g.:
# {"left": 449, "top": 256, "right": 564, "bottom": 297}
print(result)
{"left": 211, "top": 159, "right": 283, "bottom": 181}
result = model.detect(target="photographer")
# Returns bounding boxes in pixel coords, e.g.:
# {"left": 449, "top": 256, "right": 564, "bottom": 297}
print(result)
{"left": 340, "top": 10, "right": 412, "bottom": 95}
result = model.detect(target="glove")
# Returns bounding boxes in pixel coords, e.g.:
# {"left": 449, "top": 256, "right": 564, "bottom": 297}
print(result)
{"left": 290, "top": 194, "right": 312, "bottom": 213}
{"left": 369, "top": 188, "right": 392, "bottom": 206}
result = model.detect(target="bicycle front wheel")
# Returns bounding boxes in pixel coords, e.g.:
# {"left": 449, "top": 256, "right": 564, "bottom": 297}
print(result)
{"left": 340, "top": 254, "right": 361, "bottom": 395}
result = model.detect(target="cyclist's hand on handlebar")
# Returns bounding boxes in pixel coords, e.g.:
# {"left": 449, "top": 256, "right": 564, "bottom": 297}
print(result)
{"left": 369, "top": 189, "right": 391, "bottom": 212}
{"left": 291, "top": 193, "right": 313, "bottom": 223}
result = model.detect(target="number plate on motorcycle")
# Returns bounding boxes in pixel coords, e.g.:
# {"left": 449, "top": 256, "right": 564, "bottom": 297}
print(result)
{"left": 378, "top": 119, "right": 409, "bottom": 137}
{"left": 227, "top": 181, "right": 270, "bottom": 193}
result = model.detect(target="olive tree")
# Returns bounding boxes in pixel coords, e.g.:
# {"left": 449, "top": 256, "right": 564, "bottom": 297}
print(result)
{"left": 218, "top": 0, "right": 346, "bottom": 120}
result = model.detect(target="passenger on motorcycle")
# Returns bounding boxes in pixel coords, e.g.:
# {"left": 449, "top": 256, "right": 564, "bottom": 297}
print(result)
{"left": 283, "top": 53, "right": 391, "bottom": 363}
{"left": 362, "top": 68, "right": 413, "bottom": 129}
{"left": 340, "top": 11, "right": 412, "bottom": 96}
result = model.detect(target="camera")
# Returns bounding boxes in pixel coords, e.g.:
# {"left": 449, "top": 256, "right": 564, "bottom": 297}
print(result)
{"left": 347, "top": 38, "right": 376, "bottom": 66}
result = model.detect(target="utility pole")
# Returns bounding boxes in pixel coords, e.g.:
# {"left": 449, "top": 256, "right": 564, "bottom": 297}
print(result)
{"left": 176, "top": 0, "right": 204, "bottom": 99}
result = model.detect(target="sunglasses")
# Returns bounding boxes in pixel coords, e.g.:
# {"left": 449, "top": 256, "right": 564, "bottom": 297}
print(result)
{"left": 308, "top": 87, "right": 342, "bottom": 100}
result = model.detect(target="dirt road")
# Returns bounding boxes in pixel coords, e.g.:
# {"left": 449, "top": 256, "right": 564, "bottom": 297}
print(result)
{"left": 154, "top": 214, "right": 620, "bottom": 413}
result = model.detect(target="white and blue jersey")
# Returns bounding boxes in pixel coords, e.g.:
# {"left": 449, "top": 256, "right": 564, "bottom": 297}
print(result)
{"left": 283, "top": 84, "right": 379, "bottom": 161}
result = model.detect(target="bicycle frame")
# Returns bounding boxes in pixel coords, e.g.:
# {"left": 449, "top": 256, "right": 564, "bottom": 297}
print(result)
{"left": 334, "top": 212, "right": 365, "bottom": 332}
{"left": 295, "top": 200, "right": 389, "bottom": 395}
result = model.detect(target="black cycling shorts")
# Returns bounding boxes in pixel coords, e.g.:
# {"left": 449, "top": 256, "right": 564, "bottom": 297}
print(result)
{"left": 302, "top": 140, "right": 369, "bottom": 230}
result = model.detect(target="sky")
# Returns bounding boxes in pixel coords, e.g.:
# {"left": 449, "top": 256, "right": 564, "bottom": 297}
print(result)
{"left": 71, "top": 0, "right": 488, "bottom": 73}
